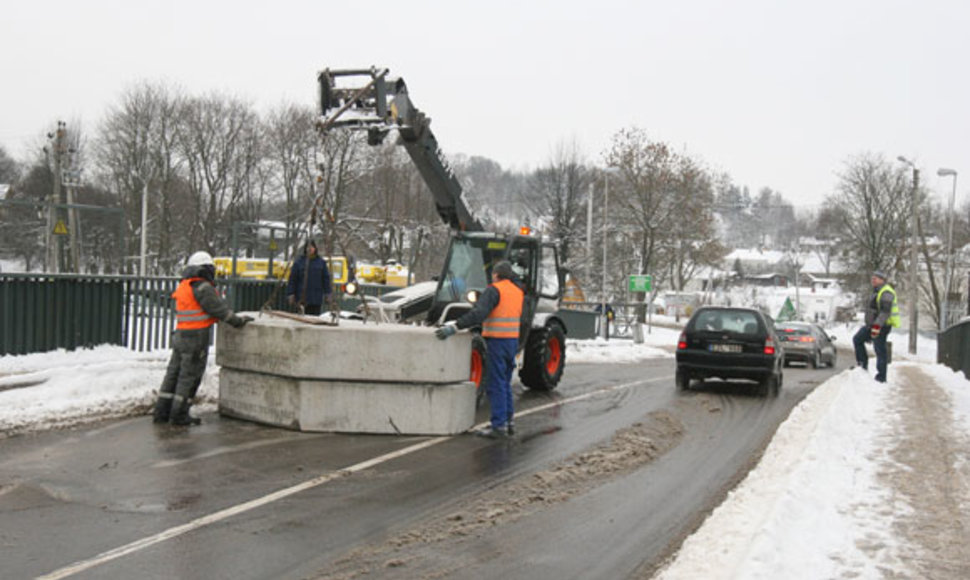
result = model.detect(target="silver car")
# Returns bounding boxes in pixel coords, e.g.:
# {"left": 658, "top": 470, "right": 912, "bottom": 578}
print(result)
{"left": 776, "top": 322, "right": 837, "bottom": 368}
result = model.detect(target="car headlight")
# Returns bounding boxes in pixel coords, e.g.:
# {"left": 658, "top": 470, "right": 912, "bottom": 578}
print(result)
{"left": 466, "top": 290, "right": 480, "bottom": 303}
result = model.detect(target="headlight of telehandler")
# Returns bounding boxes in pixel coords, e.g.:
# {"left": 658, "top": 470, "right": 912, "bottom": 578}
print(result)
{"left": 344, "top": 281, "right": 359, "bottom": 296}
{"left": 466, "top": 290, "right": 480, "bottom": 303}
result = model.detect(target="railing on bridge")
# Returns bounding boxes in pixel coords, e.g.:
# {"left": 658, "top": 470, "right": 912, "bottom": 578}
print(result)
{"left": 937, "top": 318, "right": 970, "bottom": 378}
{"left": 0, "top": 273, "right": 292, "bottom": 355}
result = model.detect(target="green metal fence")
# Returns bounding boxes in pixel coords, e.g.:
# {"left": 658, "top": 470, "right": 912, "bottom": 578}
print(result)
{"left": 938, "top": 319, "right": 970, "bottom": 377}
{"left": 0, "top": 273, "right": 292, "bottom": 356}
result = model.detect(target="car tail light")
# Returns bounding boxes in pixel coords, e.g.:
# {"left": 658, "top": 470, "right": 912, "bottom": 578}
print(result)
{"left": 764, "top": 337, "right": 776, "bottom": 355}
{"left": 799, "top": 336, "right": 815, "bottom": 343}
{"left": 677, "top": 330, "right": 687, "bottom": 350}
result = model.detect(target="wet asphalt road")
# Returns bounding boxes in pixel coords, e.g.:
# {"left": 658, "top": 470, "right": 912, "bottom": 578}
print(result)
{"left": 0, "top": 355, "right": 845, "bottom": 580}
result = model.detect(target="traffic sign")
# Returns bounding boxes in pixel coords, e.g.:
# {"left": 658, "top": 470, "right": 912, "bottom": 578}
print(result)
{"left": 628, "top": 274, "right": 652, "bottom": 293}
{"left": 53, "top": 220, "right": 69, "bottom": 236}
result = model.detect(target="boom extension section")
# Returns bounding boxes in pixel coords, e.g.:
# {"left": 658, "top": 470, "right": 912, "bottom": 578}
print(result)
{"left": 317, "top": 67, "right": 483, "bottom": 232}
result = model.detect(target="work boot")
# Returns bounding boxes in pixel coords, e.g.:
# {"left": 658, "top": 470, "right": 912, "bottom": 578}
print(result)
{"left": 474, "top": 425, "right": 509, "bottom": 439}
{"left": 169, "top": 398, "right": 200, "bottom": 426}
{"left": 170, "top": 415, "right": 202, "bottom": 427}
{"left": 153, "top": 397, "right": 173, "bottom": 424}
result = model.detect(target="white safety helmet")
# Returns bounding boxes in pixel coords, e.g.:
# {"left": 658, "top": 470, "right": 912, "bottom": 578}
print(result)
{"left": 187, "top": 251, "right": 214, "bottom": 267}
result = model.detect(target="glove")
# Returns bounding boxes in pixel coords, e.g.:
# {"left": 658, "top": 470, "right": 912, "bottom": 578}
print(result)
{"left": 870, "top": 324, "right": 880, "bottom": 339}
{"left": 435, "top": 323, "right": 458, "bottom": 340}
{"left": 230, "top": 315, "right": 255, "bottom": 328}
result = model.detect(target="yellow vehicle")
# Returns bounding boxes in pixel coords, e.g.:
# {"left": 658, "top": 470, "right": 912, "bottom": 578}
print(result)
{"left": 213, "top": 256, "right": 352, "bottom": 287}
{"left": 354, "top": 260, "right": 409, "bottom": 287}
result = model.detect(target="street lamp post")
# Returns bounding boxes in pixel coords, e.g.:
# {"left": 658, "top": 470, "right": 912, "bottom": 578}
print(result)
{"left": 938, "top": 168, "right": 958, "bottom": 330}
{"left": 586, "top": 182, "right": 594, "bottom": 288}
{"left": 898, "top": 156, "right": 919, "bottom": 355}
{"left": 600, "top": 171, "right": 610, "bottom": 339}
{"left": 599, "top": 167, "right": 621, "bottom": 340}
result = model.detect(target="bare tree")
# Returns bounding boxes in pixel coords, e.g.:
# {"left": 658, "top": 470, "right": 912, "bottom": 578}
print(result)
{"left": 662, "top": 155, "right": 726, "bottom": 291}
{"left": 603, "top": 127, "right": 680, "bottom": 294}
{"left": 176, "top": 93, "right": 260, "bottom": 253}
{"left": 524, "top": 140, "right": 590, "bottom": 267}
{"left": 265, "top": 103, "right": 318, "bottom": 253}
{"left": 95, "top": 82, "right": 185, "bottom": 272}
{"left": 0, "top": 154, "right": 48, "bottom": 270}
{"left": 828, "top": 152, "right": 915, "bottom": 287}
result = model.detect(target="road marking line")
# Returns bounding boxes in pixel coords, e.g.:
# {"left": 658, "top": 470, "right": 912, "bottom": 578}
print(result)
{"left": 151, "top": 435, "right": 325, "bottom": 468}
{"left": 38, "top": 374, "right": 669, "bottom": 579}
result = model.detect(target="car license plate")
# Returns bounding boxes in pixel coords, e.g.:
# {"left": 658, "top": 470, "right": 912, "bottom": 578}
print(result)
{"left": 709, "top": 343, "right": 742, "bottom": 353}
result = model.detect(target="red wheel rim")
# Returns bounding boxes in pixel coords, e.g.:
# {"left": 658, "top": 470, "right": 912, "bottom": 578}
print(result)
{"left": 470, "top": 349, "right": 483, "bottom": 388}
{"left": 546, "top": 336, "right": 562, "bottom": 375}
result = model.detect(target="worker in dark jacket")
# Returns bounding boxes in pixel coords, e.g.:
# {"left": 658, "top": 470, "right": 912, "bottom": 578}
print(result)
{"left": 853, "top": 269, "right": 900, "bottom": 383}
{"left": 436, "top": 260, "right": 524, "bottom": 438}
{"left": 153, "top": 251, "right": 253, "bottom": 426}
{"left": 286, "top": 240, "right": 332, "bottom": 316}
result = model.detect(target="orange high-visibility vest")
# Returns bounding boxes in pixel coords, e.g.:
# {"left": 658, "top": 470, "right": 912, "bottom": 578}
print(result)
{"left": 173, "top": 277, "right": 219, "bottom": 330}
{"left": 482, "top": 279, "right": 524, "bottom": 339}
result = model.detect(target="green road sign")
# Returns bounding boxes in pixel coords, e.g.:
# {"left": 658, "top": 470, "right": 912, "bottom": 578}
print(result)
{"left": 628, "top": 274, "right": 652, "bottom": 293}
{"left": 777, "top": 297, "right": 796, "bottom": 321}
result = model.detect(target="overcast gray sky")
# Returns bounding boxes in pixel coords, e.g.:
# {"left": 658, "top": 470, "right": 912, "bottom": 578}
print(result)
{"left": 2, "top": 0, "right": 967, "bottom": 210}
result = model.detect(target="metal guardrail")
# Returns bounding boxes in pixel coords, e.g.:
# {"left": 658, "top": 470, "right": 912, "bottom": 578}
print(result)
{"left": 0, "top": 273, "right": 292, "bottom": 355}
{"left": 937, "top": 318, "right": 970, "bottom": 377}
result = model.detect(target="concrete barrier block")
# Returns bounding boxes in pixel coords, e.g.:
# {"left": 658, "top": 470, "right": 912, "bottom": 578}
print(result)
{"left": 216, "top": 313, "right": 472, "bottom": 384}
{"left": 219, "top": 368, "right": 476, "bottom": 435}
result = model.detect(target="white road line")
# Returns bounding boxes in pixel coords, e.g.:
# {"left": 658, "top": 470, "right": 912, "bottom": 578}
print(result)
{"left": 37, "top": 374, "right": 669, "bottom": 579}
{"left": 151, "top": 435, "right": 325, "bottom": 469}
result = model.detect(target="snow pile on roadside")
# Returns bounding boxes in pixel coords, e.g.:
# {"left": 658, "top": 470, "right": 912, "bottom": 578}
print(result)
{"left": 0, "top": 346, "right": 219, "bottom": 436}
{"left": 655, "top": 366, "right": 920, "bottom": 579}
{"left": 567, "top": 337, "right": 672, "bottom": 364}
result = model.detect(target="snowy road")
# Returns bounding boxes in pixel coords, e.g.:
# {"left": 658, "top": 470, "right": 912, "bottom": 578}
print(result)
{"left": 1, "top": 355, "right": 841, "bottom": 580}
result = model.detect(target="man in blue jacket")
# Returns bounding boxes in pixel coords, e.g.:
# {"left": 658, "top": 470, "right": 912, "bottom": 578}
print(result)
{"left": 286, "top": 240, "right": 332, "bottom": 315}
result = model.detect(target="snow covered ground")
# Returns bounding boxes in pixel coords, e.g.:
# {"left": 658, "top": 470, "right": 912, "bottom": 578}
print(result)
{"left": 1, "top": 320, "right": 968, "bottom": 579}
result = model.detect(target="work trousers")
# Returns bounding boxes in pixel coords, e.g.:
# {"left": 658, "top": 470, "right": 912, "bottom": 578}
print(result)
{"left": 484, "top": 337, "right": 517, "bottom": 429}
{"left": 154, "top": 329, "right": 211, "bottom": 422}
{"left": 853, "top": 324, "right": 892, "bottom": 382}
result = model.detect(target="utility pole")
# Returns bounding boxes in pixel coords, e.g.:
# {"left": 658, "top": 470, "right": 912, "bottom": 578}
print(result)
{"left": 46, "top": 122, "right": 68, "bottom": 273}
{"left": 898, "top": 156, "right": 919, "bottom": 355}
{"left": 909, "top": 168, "right": 919, "bottom": 355}
{"left": 586, "top": 181, "right": 593, "bottom": 288}
{"left": 64, "top": 147, "right": 83, "bottom": 272}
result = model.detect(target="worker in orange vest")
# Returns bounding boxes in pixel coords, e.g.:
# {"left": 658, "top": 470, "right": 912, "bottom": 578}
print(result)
{"left": 153, "top": 251, "right": 253, "bottom": 426}
{"left": 436, "top": 260, "right": 524, "bottom": 438}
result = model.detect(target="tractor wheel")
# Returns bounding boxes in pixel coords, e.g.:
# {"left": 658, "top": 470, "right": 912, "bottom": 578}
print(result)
{"left": 471, "top": 335, "right": 487, "bottom": 408}
{"left": 519, "top": 324, "right": 566, "bottom": 391}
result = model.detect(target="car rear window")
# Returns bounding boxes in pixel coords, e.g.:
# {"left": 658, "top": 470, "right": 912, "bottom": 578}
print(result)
{"left": 692, "top": 310, "right": 761, "bottom": 334}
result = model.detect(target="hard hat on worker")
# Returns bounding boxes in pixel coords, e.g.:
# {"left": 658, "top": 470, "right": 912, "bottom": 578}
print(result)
{"left": 187, "top": 251, "right": 214, "bottom": 267}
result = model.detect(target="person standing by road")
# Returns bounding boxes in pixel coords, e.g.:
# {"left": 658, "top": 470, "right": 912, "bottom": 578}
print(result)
{"left": 436, "top": 260, "right": 524, "bottom": 438}
{"left": 853, "top": 270, "right": 900, "bottom": 383}
{"left": 286, "top": 240, "right": 333, "bottom": 316}
{"left": 153, "top": 251, "right": 253, "bottom": 426}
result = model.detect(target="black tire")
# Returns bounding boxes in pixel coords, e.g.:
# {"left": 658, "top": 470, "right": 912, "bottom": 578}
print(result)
{"left": 811, "top": 350, "right": 820, "bottom": 369}
{"left": 676, "top": 368, "right": 690, "bottom": 391}
{"left": 471, "top": 335, "right": 487, "bottom": 408}
{"left": 759, "top": 374, "right": 778, "bottom": 398}
{"left": 829, "top": 351, "right": 837, "bottom": 368}
{"left": 519, "top": 324, "right": 566, "bottom": 391}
